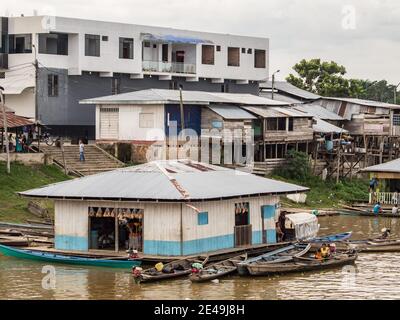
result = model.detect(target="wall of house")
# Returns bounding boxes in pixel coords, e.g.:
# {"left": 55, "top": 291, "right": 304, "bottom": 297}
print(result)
{"left": 53, "top": 195, "right": 280, "bottom": 256}
{"left": 264, "top": 117, "right": 313, "bottom": 142}
{"left": 4, "top": 87, "right": 35, "bottom": 119}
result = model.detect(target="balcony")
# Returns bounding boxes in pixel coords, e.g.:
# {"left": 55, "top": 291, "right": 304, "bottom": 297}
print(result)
{"left": 142, "top": 60, "right": 196, "bottom": 75}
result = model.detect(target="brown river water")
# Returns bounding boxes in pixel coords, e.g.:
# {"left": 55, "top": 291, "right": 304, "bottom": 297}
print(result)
{"left": 1, "top": 215, "right": 400, "bottom": 300}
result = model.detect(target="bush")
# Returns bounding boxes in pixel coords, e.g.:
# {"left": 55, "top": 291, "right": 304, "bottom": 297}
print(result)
{"left": 273, "top": 150, "right": 311, "bottom": 182}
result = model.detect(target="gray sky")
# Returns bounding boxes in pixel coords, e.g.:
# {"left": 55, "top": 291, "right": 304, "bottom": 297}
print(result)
{"left": 3, "top": 0, "right": 400, "bottom": 84}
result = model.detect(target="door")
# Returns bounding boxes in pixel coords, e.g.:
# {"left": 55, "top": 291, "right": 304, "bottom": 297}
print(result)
{"left": 174, "top": 50, "right": 185, "bottom": 73}
{"left": 234, "top": 202, "right": 252, "bottom": 247}
{"left": 262, "top": 205, "right": 277, "bottom": 244}
{"left": 99, "top": 107, "right": 119, "bottom": 140}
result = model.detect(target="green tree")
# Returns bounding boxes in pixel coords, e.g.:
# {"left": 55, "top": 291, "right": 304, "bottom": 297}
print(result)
{"left": 286, "top": 59, "right": 348, "bottom": 96}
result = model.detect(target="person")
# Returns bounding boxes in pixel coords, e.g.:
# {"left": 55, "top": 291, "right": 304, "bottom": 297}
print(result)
{"left": 329, "top": 243, "right": 337, "bottom": 254}
{"left": 15, "top": 134, "right": 22, "bottom": 153}
{"left": 21, "top": 135, "right": 27, "bottom": 152}
{"left": 379, "top": 228, "right": 391, "bottom": 239}
{"left": 320, "top": 243, "right": 331, "bottom": 259}
{"left": 79, "top": 140, "right": 85, "bottom": 162}
{"left": 369, "top": 177, "right": 379, "bottom": 193}
{"left": 278, "top": 211, "right": 286, "bottom": 242}
{"left": 314, "top": 249, "right": 323, "bottom": 260}
{"left": 392, "top": 204, "right": 399, "bottom": 215}
{"left": 373, "top": 202, "right": 382, "bottom": 215}
{"left": 8, "top": 134, "right": 14, "bottom": 152}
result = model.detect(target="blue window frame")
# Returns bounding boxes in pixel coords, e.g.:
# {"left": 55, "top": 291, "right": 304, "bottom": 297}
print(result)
{"left": 198, "top": 212, "right": 209, "bottom": 225}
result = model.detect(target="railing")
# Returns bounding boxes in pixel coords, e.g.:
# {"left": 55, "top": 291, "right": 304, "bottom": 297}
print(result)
{"left": 369, "top": 192, "right": 399, "bottom": 204}
{"left": 142, "top": 60, "right": 196, "bottom": 74}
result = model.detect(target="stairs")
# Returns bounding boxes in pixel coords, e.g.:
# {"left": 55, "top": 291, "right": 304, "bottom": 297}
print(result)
{"left": 39, "top": 145, "right": 125, "bottom": 176}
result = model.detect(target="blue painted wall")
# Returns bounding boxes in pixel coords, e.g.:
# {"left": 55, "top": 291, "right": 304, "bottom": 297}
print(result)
{"left": 164, "top": 104, "right": 201, "bottom": 136}
{"left": 55, "top": 235, "right": 89, "bottom": 251}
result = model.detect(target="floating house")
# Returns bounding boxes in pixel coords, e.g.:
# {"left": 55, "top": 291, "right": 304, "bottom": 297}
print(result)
{"left": 19, "top": 160, "right": 308, "bottom": 256}
{"left": 361, "top": 158, "right": 400, "bottom": 205}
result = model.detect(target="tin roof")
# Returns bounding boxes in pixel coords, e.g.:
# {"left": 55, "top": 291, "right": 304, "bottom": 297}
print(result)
{"left": 361, "top": 158, "right": 400, "bottom": 174}
{"left": 208, "top": 105, "right": 256, "bottom": 120}
{"left": 19, "top": 160, "right": 308, "bottom": 201}
{"left": 259, "top": 91, "right": 303, "bottom": 104}
{"left": 260, "top": 81, "right": 321, "bottom": 100}
{"left": 0, "top": 112, "right": 34, "bottom": 129}
{"left": 313, "top": 118, "right": 347, "bottom": 134}
{"left": 323, "top": 97, "right": 400, "bottom": 110}
{"left": 243, "top": 106, "right": 311, "bottom": 118}
{"left": 80, "top": 89, "right": 291, "bottom": 106}
{"left": 293, "top": 104, "right": 344, "bottom": 121}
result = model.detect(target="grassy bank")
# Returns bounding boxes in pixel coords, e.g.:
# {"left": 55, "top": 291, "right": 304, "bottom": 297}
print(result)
{"left": 270, "top": 174, "right": 369, "bottom": 209}
{"left": 0, "top": 162, "right": 70, "bottom": 223}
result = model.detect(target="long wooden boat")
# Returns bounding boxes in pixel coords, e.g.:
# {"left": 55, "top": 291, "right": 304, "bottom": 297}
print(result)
{"left": 0, "top": 244, "right": 141, "bottom": 268}
{"left": 309, "top": 231, "right": 352, "bottom": 243}
{"left": 246, "top": 251, "right": 358, "bottom": 276}
{"left": 340, "top": 209, "right": 400, "bottom": 218}
{"left": 237, "top": 243, "right": 311, "bottom": 276}
{"left": 348, "top": 238, "right": 400, "bottom": 252}
{"left": 190, "top": 254, "right": 247, "bottom": 283}
{"left": 133, "top": 256, "right": 209, "bottom": 283}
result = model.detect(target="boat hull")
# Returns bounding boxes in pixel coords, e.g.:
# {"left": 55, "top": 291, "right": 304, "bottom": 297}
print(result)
{"left": 246, "top": 254, "right": 357, "bottom": 276}
{"left": 0, "top": 244, "right": 141, "bottom": 268}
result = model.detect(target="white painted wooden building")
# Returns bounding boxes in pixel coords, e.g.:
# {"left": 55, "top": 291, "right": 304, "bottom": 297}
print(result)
{"left": 20, "top": 160, "right": 307, "bottom": 256}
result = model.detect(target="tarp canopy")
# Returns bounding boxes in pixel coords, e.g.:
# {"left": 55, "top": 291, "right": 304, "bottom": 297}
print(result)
{"left": 141, "top": 33, "right": 213, "bottom": 44}
{"left": 285, "top": 213, "right": 320, "bottom": 240}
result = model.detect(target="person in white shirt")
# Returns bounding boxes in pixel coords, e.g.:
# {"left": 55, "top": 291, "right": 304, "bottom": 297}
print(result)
{"left": 79, "top": 140, "right": 85, "bottom": 162}
{"left": 392, "top": 204, "right": 399, "bottom": 215}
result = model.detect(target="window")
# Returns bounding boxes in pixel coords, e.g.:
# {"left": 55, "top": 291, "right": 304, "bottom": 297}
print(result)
{"left": 198, "top": 212, "right": 209, "bottom": 225}
{"left": 241, "top": 48, "right": 246, "bottom": 54}
{"left": 8, "top": 34, "right": 32, "bottom": 54}
{"left": 162, "top": 44, "right": 169, "bottom": 62}
{"left": 169, "top": 80, "right": 178, "bottom": 90}
{"left": 278, "top": 118, "right": 286, "bottom": 130}
{"left": 111, "top": 77, "right": 120, "bottom": 95}
{"left": 201, "top": 45, "right": 214, "bottom": 65}
{"left": 48, "top": 74, "right": 58, "bottom": 97}
{"left": 228, "top": 47, "right": 240, "bottom": 67}
{"left": 38, "top": 33, "right": 68, "bottom": 55}
{"left": 139, "top": 113, "right": 155, "bottom": 128}
{"left": 235, "top": 202, "right": 249, "bottom": 226}
{"left": 216, "top": 45, "right": 221, "bottom": 52}
{"left": 247, "top": 48, "right": 252, "bottom": 54}
{"left": 254, "top": 49, "right": 266, "bottom": 68}
{"left": 0, "top": 72, "right": 4, "bottom": 79}
{"left": 288, "top": 118, "right": 294, "bottom": 131}
{"left": 393, "top": 114, "right": 400, "bottom": 126}
{"left": 143, "top": 41, "right": 150, "bottom": 48}
{"left": 277, "top": 144, "right": 285, "bottom": 158}
{"left": 85, "top": 34, "right": 100, "bottom": 57}
{"left": 153, "top": 44, "right": 157, "bottom": 49}
{"left": 211, "top": 120, "right": 223, "bottom": 129}
{"left": 119, "top": 37, "right": 134, "bottom": 59}
{"left": 102, "top": 36, "right": 108, "bottom": 41}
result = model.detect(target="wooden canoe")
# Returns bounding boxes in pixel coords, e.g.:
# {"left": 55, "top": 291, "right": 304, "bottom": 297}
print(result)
{"left": 246, "top": 252, "right": 358, "bottom": 276}
{"left": 190, "top": 254, "right": 247, "bottom": 283}
{"left": 309, "top": 232, "right": 352, "bottom": 243}
{"left": 348, "top": 238, "right": 400, "bottom": 252}
{"left": 133, "top": 256, "right": 209, "bottom": 283}
{"left": 0, "top": 244, "right": 142, "bottom": 268}
{"left": 237, "top": 243, "right": 311, "bottom": 276}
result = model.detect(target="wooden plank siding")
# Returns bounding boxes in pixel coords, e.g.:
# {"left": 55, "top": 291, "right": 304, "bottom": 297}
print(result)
{"left": 264, "top": 117, "right": 313, "bottom": 142}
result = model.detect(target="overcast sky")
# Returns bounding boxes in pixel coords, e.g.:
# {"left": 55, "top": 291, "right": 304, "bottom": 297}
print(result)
{"left": 2, "top": 0, "right": 400, "bottom": 84}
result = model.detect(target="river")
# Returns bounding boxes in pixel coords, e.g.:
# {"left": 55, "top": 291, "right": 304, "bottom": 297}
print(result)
{"left": 1, "top": 215, "right": 400, "bottom": 300}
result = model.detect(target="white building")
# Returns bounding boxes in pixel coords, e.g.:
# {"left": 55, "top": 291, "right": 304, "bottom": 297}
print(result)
{"left": 0, "top": 16, "right": 269, "bottom": 139}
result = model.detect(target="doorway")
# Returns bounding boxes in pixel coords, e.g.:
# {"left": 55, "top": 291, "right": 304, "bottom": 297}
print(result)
{"left": 261, "top": 205, "right": 277, "bottom": 244}
{"left": 88, "top": 207, "right": 143, "bottom": 252}
{"left": 234, "top": 202, "right": 252, "bottom": 247}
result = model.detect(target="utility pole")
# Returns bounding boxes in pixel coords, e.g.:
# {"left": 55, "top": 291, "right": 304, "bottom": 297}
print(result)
{"left": 394, "top": 82, "right": 400, "bottom": 104}
{"left": 32, "top": 44, "right": 40, "bottom": 152}
{"left": 271, "top": 69, "right": 280, "bottom": 100}
{"left": 0, "top": 86, "right": 10, "bottom": 174}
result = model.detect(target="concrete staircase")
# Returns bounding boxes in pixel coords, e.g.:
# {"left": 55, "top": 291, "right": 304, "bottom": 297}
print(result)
{"left": 39, "top": 145, "right": 125, "bottom": 176}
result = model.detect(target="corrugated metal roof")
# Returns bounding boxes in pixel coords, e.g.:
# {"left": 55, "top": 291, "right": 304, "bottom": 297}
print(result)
{"left": 19, "top": 160, "right": 308, "bottom": 201}
{"left": 361, "top": 158, "right": 400, "bottom": 173}
{"left": 208, "top": 105, "right": 256, "bottom": 120}
{"left": 293, "top": 104, "right": 344, "bottom": 121}
{"left": 260, "top": 81, "right": 321, "bottom": 100}
{"left": 80, "top": 89, "right": 291, "bottom": 106}
{"left": 243, "top": 106, "right": 310, "bottom": 118}
{"left": 0, "top": 112, "right": 34, "bottom": 129}
{"left": 259, "top": 92, "right": 303, "bottom": 104}
{"left": 313, "top": 118, "right": 347, "bottom": 134}
{"left": 324, "top": 97, "right": 400, "bottom": 110}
